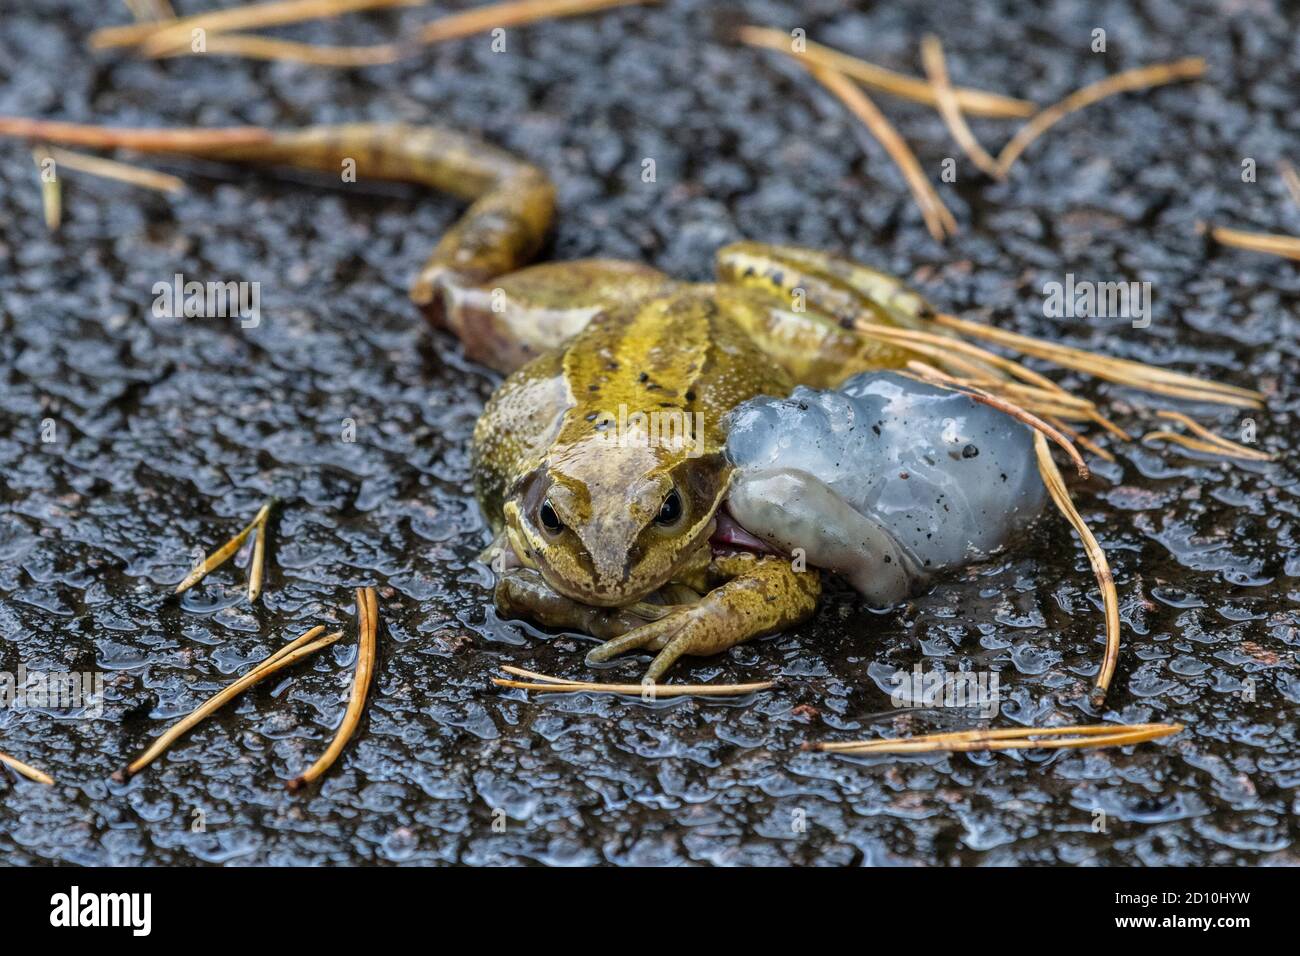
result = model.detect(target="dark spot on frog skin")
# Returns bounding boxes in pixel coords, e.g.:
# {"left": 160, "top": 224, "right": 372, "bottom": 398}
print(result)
{"left": 963, "top": 444, "right": 979, "bottom": 458}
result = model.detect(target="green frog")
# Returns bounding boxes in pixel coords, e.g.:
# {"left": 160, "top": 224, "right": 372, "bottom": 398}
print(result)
{"left": 1, "top": 118, "right": 1256, "bottom": 685}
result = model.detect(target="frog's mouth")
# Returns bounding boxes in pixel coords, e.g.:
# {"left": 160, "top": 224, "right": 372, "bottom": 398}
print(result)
{"left": 710, "top": 505, "right": 780, "bottom": 556}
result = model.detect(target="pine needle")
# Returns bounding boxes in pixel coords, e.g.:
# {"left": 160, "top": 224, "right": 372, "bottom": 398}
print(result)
{"left": 931, "top": 312, "right": 1264, "bottom": 407}
{"left": 1280, "top": 161, "right": 1300, "bottom": 211}
{"left": 174, "top": 500, "right": 273, "bottom": 596}
{"left": 287, "top": 587, "right": 378, "bottom": 791}
{"left": 0, "top": 749, "right": 55, "bottom": 785}
{"left": 808, "top": 721, "right": 1182, "bottom": 755}
{"left": 1204, "top": 224, "right": 1300, "bottom": 263}
{"left": 247, "top": 505, "right": 271, "bottom": 603}
{"left": 1034, "top": 432, "right": 1119, "bottom": 702}
{"left": 736, "top": 26, "right": 1035, "bottom": 119}
{"left": 494, "top": 665, "right": 774, "bottom": 697}
{"left": 1047, "top": 415, "right": 1116, "bottom": 463}
{"left": 93, "top": 0, "right": 423, "bottom": 50}
{"left": 1142, "top": 429, "right": 1274, "bottom": 462}
{"left": 118, "top": 626, "right": 342, "bottom": 779}
{"left": 134, "top": 0, "right": 652, "bottom": 65}
{"left": 0, "top": 117, "right": 274, "bottom": 152}
{"left": 995, "top": 58, "right": 1206, "bottom": 177}
{"left": 920, "top": 34, "right": 1001, "bottom": 178}
{"left": 796, "top": 61, "right": 956, "bottom": 242}
{"left": 32, "top": 148, "right": 61, "bottom": 231}
{"left": 37, "top": 145, "right": 184, "bottom": 194}
{"left": 1152, "top": 410, "right": 1273, "bottom": 461}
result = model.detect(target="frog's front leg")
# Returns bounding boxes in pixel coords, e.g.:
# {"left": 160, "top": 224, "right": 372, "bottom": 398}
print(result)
{"left": 585, "top": 554, "right": 821, "bottom": 682}
{"left": 495, "top": 567, "right": 674, "bottom": 640}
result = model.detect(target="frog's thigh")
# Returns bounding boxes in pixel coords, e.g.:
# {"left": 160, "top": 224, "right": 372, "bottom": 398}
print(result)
{"left": 495, "top": 568, "right": 665, "bottom": 640}
{"left": 715, "top": 240, "right": 934, "bottom": 331}
{"left": 714, "top": 284, "right": 908, "bottom": 388}
{"left": 441, "top": 259, "right": 673, "bottom": 374}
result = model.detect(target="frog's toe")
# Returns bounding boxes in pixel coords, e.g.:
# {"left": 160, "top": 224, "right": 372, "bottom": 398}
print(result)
{"left": 644, "top": 632, "right": 697, "bottom": 683}
{"left": 584, "top": 611, "right": 689, "bottom": 666}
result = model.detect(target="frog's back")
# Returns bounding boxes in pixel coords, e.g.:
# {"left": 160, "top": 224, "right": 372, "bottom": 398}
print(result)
{"left": 472, "top": 287, "right": 792, "bottom": 527}
{"left": 554, "top": 287, "right": 793, "bottom": 452}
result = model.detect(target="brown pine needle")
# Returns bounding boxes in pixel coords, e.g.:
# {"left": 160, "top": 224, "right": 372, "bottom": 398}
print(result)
{"left": 1047, "top": 415, "right": 1116, "bottom": 463}
{"left": 137, "top": 0, "right": 652, "bottom": 65}
{"left": 932, "top": 312, "right": 1264, "bottom": 406}
{"left": 736, "top": 26, "right": 1035, "bottom": 119}
{"left": 36, "top": 145, "right": 184, "bottom": 195}
{"left": 500, "top": 664, "right": 584, "bottom": 684}
{"left": 1280, "top": 161, "right": 1300, "bottom": 211}
{"left": 0, "top": 117, "right": 274, "bottom": 153}
{"left": 858, "top": 317, "right": 1085, "bottom": 402}
{"left": 93, "top": 0, "right": 423, "bottom": 50}
{"left": 1153, "top": 410, "right": 1273, "bottom": 461}
{"left": 809, "top": 721, "right": 1182, "bottom": 755}
{"left": 494, "top": 665, "right": 774, "bottom": 697}
{"left": 1034, "top": 432, "right": 1119, "bottom": 702}
{"left": 174, "top": 501, "right": 272, "bottom": 595}
{"left": 799, "top": 61, "right": 957, "bottom": 242}
{"left": 287, "top": 587, "right": 378, "bottom": 792}
{"left": 995, "top": 57, "right": 1206, "bottom": 177}
{"left": 920, "top": 35, "right": 1001, "bottom": 178}
{"left": 1142, "top": 430, "right": 1274, "bottom": 463}
{"left": 118, "top": 627, "right": 343, "bottom": 779}
{"left": 1205, "top": 224, "right": 1300, "bottom": 263}
{"left": 251, "top": 624, "right": 328, "bottom": 676}
{"left": 247, "top": 506, "right": 271, "bottom": 603}
{"left": 149, "top": 32, "right": 407, "bottom": 65}
{"left": 907, "top": 362, "right": 1089, "bottom": 477}
{"left": 32, "top": 148, "right": 61, "bottom": 231}
{"left": 0, "top": 749, "right": 56, "bottom": 785}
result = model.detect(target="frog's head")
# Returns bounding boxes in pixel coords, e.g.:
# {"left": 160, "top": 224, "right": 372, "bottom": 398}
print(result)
{"left": 504, "top": 439, "right": 728, "bottom": 607}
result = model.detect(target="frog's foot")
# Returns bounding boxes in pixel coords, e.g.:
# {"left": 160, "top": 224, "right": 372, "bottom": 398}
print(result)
{"left": 585, "top": 554, "right": 821, "bottom": 682}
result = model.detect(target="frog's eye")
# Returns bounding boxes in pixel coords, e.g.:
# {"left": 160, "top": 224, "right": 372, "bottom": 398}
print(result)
{"left": 539, "top": 499, "right": 564, "bottom": 535}
{"left": 655, "top": 489, "right": 683, "bottom": 527}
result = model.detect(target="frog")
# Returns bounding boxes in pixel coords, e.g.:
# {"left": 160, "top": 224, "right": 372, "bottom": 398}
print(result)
{"left": 0, "top": 118, "right": 1260, "bottom": 684}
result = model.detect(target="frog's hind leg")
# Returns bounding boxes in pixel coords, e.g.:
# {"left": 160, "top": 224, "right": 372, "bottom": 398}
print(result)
{"left": 0, "top": 117, "right": 683, "bottom": 376}
{"left": 717, "top": 240, "right": 935, "bottom": 332}
{"left": 441, "top": 258, "right": 673, "bottom": 373}
{"left": 716, "top": 240, "right": 1265, "bottom": 410}
{"left": 0, "top": 118, "right": 549, "bottom": 313}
